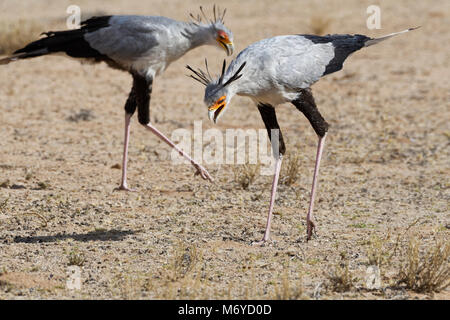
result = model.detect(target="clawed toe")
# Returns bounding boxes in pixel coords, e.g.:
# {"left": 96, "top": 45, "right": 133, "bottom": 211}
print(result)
{"left": 251, "top": 238, "right": 272, "bottom": 247}
{"left": 114, "top": 185, "right": 136, "bottom": 192}
{"left": 194, "top": 166, "right": 214, "bottom": 183}
{"left": 306, "top": 220, "right": 316, "bottom": 241}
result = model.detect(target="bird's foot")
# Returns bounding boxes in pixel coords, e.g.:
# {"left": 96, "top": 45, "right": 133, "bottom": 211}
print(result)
{"left": 193, "top": 164, "right": 214, "bottom": 182}
{"left": 251, "top": 238, "right": 272, "bottom": 247}
{"left": 306, "top": 219, "right": 316, "bottom": 241}
{"left": 114, "top": 184, "right": 136, "bottom": 192}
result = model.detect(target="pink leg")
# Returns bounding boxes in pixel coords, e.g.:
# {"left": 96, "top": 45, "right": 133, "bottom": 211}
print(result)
{"left": 306, "top": 133, "right": 327, "bottom": 240}
{"left": 252, "top": 155, "right": 283, "bottom": 245}
{"left": 143, "top": 123, "right": 213, "bottom": 182}
{"left": 115, "top": 113, "right": 135, "bottom": 192}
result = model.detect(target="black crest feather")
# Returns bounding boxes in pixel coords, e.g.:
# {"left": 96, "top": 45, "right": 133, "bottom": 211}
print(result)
{"left": 186, "top": 60, "right": 246, "bottom": 87}
{"left": 189, "top": 4, "right": 227, "bottom": 25}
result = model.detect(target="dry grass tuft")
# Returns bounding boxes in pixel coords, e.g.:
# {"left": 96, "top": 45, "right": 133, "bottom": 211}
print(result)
{"left": 159, "top": 242, "right": 210, "bottom": 299}
{"left": 23, "top": 211, "right": 48, "bottom": 228}
{"left": 170, "top": 242, "right": 202, "bottom": 281}
{"left": 233, "top": 163, "right": 260, "bottom": 190}
{"left": 396, "top": 237, "right": 449, "bottom": 293}
{"left": 67, "top": 248, "right": 86, "bottom": 267}
{"left": 281, "top": 152, "right": 301, "bottom": 186}
{"left": 328, "top": 253, "right": 357, "bottom": 292}
{"left": 309, "top": 16, "right": 331, "bottom": 35}
{"left": 273, "top": 266, "right": 304, "bottom": 299}
{"left": 0, "top": 197, "right": 9, "bottom": 213}
{"left": 0, "top": 180, "right": 10, "bottom": 188}
{"left": 367, "top": 234, "right": 395, "bottom": 268}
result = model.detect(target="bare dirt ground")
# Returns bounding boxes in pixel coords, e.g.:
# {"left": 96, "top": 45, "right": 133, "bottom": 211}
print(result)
{"left": 0, "top": 0, "right": 448, "bottom": 299}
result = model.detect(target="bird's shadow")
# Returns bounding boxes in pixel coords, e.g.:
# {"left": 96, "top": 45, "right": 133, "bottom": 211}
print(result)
{"left": 13, "top": 229, "right": 135, "bottom": 244}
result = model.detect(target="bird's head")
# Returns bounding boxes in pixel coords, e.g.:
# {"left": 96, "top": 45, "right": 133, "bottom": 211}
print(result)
{"left": 212, "top": 23, "right": 234, "bottom": 56}
{"left": 204, "top": 84, "right": 231, "bottom": 123}
{"left": 187, "top": 59, "right": 246, "bottom": 124}
{"left": 188, "top": 5, "right": 234, "bottom": 56}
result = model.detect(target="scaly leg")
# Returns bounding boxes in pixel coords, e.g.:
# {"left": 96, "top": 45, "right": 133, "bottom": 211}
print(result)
{"left": 143, "top": 123, "right": 213, "bottom": 182}
{"left": 253, "top": 104, "right": 285, "bottom": 245}
{"left": 292, "top": 89, "right": 329, "bottom": 241}
{"left": 306, "top": 133, "right": 326, "bottom": 240}
{"left": 115, "top": 112, "right": 135, "bottom": 191}
{"left": 252, "top": 155, "right": 283, "bottom": 245}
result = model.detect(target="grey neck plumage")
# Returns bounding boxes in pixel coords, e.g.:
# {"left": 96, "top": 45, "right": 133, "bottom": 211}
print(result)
{"left": 179, "top": 22, "right": 216, "bottom": 50}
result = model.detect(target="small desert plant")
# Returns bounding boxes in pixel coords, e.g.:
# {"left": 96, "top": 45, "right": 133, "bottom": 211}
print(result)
{"left": 23, "top": 211, "right": 48, "bottom": 228}
{"left": 159, "top": 243, "right": 209, "bottom": 299}
{"left": 273, "top": 266, "right": 304, "bottom": 299}
{"left": 0, "top": 197, "right": 9, "bottom": 213}
{"left": 396, "top": 237, "right": 449, "bottom": 293}
{"left": 233, "top": 163, "right": 260, "bottom": 190}
{"left": 281, "top": 152, "right": 301, "bottom": 186}
{"left": 367, "top": 234, "right": 394, "bottom": 268}
{"left": 67, "top": 248, "right": 86, "bottom": 266}
{"left": 367, "top": 220, "right": 420, "bottom": 267}
{"left": 0, "top": 278, "right": 14, "bottom": 292}
{"left": 36, "top": 181, "right": 50, "bottom": 190}
{"left": 169, "top": 243, "right": 202, "bottom": 281}
{"left": 328, "top": 252, "right": 357, "bottom": 292}
{"left": 0, "top": 180, "right": 10, "bottom": 188}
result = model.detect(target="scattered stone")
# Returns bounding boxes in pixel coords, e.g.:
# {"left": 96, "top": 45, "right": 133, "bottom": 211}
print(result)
{"left": 66, "top": 109, "right": 95, "bottom": 122}
{"left": 286, "top": 247, "right": 298, "bottom": 256}
{"left": 10, "top": 184, "right": 26, "bottom": 190}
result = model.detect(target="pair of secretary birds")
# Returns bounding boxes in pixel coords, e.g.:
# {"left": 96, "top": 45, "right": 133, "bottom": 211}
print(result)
{"left": 0, "top": 6, "right": 418, "bottom": 243}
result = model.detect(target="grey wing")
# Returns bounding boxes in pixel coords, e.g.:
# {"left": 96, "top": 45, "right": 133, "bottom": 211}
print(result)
{"left": 274, "top": 36, "right": 335, "bottom": 89}
{"left": 83, "top": 16, "right": 164, "bottom": 62}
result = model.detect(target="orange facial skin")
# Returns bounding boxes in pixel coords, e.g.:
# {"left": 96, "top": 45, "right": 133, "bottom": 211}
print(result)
{"left": 208, "top": 95, "right": 226, "bottom": 112}
{"left": 217, "top": 31, "right": 231, "bottom": 44}
{"left": 216, "top": 31, "right": 233, "bottom": 55}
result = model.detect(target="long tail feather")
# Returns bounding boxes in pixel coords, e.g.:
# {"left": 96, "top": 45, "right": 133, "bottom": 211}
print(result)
{"left": 365, "top": 26, "right": 420, "bottom": 47}
{"left": 1, "top": 16, "right": 111, "bottom": 66}
{"left": 0, "top": 49, "right": 49, "bottom": 65}
{"left": 0, "top": 55, "right": 19, "bottom": 65}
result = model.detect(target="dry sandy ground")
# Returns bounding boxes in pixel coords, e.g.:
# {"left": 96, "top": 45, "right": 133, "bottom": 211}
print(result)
{"left": 0, "top": 0, "right": 449, "bottom": 299}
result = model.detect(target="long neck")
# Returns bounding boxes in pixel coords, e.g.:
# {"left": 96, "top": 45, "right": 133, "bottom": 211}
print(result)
{"left": 178, "top": 22, "right": 215, "bottom": 50}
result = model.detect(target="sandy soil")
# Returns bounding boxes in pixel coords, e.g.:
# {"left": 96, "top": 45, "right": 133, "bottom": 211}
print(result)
{"left": 0, "top": 0, "right": 448, "bottom": 299}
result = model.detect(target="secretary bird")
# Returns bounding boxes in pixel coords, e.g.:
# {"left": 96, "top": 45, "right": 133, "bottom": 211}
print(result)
{"left": 188, "top": 27, "right": 418, "bottom": 244}
{"left": 1, "top": 6, "right": 234, "bottom": 190}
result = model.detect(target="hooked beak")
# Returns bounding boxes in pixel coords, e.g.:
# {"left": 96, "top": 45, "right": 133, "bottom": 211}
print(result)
{"left": 208, "top": 96, "right": 226, "bottom": 124}
{"left": 218, "top": 38, "right": 234, "bottom": 56}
